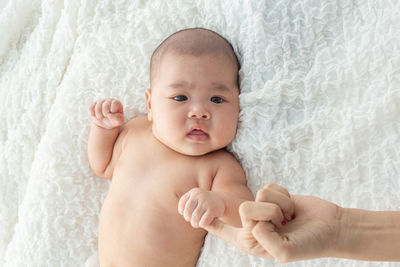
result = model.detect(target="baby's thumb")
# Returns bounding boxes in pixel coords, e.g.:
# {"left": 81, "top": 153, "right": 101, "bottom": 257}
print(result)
{"left": 203, "top": 219, "right": 239, "bottom": 245}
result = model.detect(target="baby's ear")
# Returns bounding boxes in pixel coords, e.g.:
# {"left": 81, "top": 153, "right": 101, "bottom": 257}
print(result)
{"left": 145, "top": 89, "right": 152, "bottom": 121}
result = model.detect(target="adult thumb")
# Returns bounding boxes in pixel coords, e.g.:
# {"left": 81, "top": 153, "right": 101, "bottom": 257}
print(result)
{"left": 252, "top": 221, "right": 291, "bottom": 262}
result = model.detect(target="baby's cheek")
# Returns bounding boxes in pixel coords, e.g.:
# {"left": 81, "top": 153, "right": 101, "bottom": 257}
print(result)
{"left": 218, "top": 125, "right": 237, "bottom": 146}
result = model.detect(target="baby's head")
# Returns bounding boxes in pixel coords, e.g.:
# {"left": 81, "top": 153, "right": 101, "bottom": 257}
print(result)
{"left": 145, "top": 28, "right": 240, "bottom": 156}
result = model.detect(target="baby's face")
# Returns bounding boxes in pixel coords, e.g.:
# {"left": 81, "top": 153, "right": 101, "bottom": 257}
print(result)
{"left": 146, "top": 52, "right": 239, "bottom": 156}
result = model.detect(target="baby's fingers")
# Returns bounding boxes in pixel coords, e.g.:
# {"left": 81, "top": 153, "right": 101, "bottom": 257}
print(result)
{"left": 178, "top": 192, "right": 190, "bottom": 215}
{"left": 102, "top": 100, "right": 112, "bottom": 118}
{"left": 191, "top": 207, "right": 206, "bottom": 228}
{"left": 198, "top": 211, "right": 215, "bottom": 228}
{"left": 183, "top": 198, "right": 198, "bottom": 222}
{"left": 88, "top": 103, "right": 95, "bottom": 117}
{"left": 110, "top": 99, "right": 123, "bottom": 113}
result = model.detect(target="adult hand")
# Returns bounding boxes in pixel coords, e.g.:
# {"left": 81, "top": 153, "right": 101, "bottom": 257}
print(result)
{"left": 203, "top": 184, "right": 297, "bottom": 259}
{"left": 204, "top": 184, "right": 342, "bottom": 262}
{"left": 251, "top": 193, "right": 342, "bottom": 262}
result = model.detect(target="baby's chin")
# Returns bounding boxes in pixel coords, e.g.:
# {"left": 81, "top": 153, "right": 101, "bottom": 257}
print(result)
{"left": 168, "top": 141, "right": 226, "bottom": 157}
{"left": 172, "top": 145, "right": 218, "bottom": 157}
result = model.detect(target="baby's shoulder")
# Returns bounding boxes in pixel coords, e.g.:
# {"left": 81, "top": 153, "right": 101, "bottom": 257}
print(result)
{"left": 199, "top": 150, "right": 245, "bottom": 185}
{"left": 206, "top": 149, "right": 238, "bottom": 163}
{"left": 200, "top": 149, "right": 242, "bottom": 172}
{"left": 122, "top": 116, "right": 150, "bottom": 134}
{"left": 119, "top": 116, "right": 151, "bottom": 147}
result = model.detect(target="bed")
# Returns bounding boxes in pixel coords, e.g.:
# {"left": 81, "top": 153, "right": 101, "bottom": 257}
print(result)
{"left": 1, "top": 0, "right": 399, "bottom": 266}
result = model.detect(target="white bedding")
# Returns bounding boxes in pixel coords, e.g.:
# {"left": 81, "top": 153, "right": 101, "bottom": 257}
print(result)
{"left": 1, "top": 0, "right": 399, "bottom": 266}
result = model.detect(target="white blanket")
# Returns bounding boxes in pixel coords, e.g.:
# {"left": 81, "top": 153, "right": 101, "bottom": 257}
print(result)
{"left": 1, "top": 0, "right": 399, "bottom": 266}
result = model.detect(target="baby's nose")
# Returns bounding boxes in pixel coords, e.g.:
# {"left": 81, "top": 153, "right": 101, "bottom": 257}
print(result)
{"left": 188, "top": 106, "right": 210, "bottom": 119}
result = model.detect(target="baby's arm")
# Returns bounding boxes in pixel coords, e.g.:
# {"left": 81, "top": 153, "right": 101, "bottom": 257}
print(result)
{"left": 88, "top": 99, "right": 125, "bottom": 179}
{"left": 208, "top": 153, "right": 254, "bottom": 227}
{"left": 179, "top": 152, "right": 254, "bottom": 228}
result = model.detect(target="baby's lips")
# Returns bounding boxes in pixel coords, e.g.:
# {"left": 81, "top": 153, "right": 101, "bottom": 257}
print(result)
{"left": 187, "top": 129, "right": 209, "bottom": 141}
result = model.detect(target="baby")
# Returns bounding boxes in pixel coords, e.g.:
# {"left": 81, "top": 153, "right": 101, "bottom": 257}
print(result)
{"left": 87, "top": 28, "right": 253, "bottom": 267}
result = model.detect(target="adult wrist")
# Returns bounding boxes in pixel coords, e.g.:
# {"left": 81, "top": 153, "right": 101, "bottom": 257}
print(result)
{"left": 333, "top": 207, "right": 359, "bottom": 259}
{"left": 332, "top": 208, "right": 400, "bottom": 261}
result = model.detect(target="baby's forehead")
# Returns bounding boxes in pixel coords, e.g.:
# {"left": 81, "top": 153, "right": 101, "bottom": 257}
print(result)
{"left": 150, "top": 28, "right": 240, "bottom": 86}
{"left": 161, "top": 49, "right": 237, "bottom": 68}
{"left": 155, "top": 44, "right": 238, "bottom": 73}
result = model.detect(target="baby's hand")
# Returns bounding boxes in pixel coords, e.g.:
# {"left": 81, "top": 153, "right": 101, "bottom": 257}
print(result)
{"left": 89, "top": 99, "right": 124, "bottom": 130}
{"left": 178, "top": 188, "right": 225, "bottom": 228}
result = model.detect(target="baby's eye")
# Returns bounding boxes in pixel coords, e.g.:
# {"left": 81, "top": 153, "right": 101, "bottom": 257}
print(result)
{"left": 173, "top": 95, "right": 188, "bottom": 101}
{"left": 210, "top": 96, "right": 224, "bottom": 104}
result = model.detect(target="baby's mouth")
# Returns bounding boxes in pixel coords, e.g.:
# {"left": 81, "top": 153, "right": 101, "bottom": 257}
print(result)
{"left": 187, "top": 129, "right": 209, "bottom": 141}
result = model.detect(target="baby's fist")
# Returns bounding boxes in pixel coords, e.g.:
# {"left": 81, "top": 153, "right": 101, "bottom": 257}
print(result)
{"left": 89, "top": 99, "right": 124, "bottom": 129}
{"left": 178, "top": 188, "right": 225, "bottom": 228}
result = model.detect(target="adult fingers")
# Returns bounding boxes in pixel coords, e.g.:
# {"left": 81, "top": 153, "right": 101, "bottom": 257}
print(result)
{"left": 252, "top": 221, "right": 294, "bottom": 263}
{"left": 260, "top": 183, "right": 290, "bottom": 197}
{"left": 256, "top": 185, "right": 295, "bottom": 221}
{"left": 239, "top": 201, "right": 285, "bottom": 228}
{"left": 204, "top": 219, "right": 273, "bottom": 259}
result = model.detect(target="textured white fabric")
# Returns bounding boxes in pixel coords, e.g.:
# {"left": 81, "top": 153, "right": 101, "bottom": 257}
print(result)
{"left": 1, "top": 0, "right": 400, "bottom": 266}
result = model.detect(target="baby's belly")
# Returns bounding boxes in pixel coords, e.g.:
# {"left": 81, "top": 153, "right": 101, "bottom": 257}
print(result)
{"left": 98, "top": 181, "right": 206, "bottom": 267}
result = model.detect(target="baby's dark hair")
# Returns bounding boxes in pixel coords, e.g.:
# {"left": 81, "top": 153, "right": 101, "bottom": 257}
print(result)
{"left": 150, "top": 28, "right": 240, "bottom": 88}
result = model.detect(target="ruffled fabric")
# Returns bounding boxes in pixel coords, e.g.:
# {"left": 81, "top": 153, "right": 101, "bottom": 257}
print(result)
{"left": 0, "top": 0, "right": 399, "bottom": 266}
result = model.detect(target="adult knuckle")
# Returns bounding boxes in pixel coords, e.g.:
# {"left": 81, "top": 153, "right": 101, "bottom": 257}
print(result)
{"left": 256, "top": 188, "right": 269, "bottom": 200}
{"left": 252, "top": 223, "right": 262, "bottom": 236}
{"left": 271, "top": 205, "right": 282, "bottom": 218}
{"left": 264, "top": 183, "right": 276, "bottom": 189}
{"left": 252, "top": 222, "right": 270, "bottom": 237}
{"left": 239, "top": 201, "right": 252, "bottom": 215}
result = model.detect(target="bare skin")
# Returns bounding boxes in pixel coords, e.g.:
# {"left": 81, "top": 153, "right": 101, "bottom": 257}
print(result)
{"left": 88, "top": 43, "right": 253, "bottom": 266}
{"left": 89, "top": 116, "right": 251, "bottom": 266}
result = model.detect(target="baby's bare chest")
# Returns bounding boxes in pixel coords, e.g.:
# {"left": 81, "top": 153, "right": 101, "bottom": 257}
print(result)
{"left": 109, "top": 141, "right": 215, "bottom": 211}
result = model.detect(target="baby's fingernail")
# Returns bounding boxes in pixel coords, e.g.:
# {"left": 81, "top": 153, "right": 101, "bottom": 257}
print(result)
{"left": 281, "top": 219, "right": 287, "bottom": 226}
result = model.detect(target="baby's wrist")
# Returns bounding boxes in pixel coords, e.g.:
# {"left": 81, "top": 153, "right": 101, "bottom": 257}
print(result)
{"left": 92, "top": 121, "right": 121, "bottom": 131}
